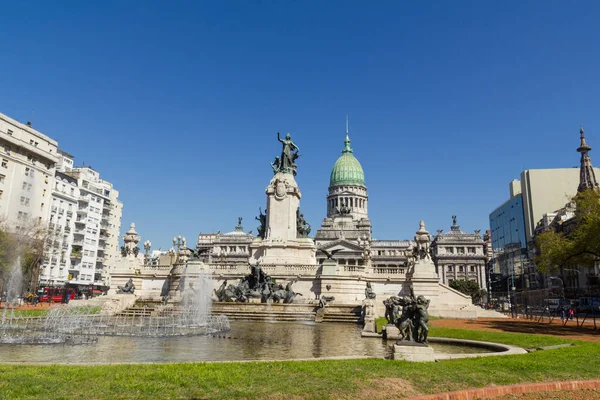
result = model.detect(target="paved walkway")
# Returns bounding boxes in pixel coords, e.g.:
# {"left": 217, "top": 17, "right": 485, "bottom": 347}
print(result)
{"left": 431, "top": 317, "right": 600, "bottom": 343}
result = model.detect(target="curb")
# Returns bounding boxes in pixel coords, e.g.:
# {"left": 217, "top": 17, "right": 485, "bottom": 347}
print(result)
{"left": 405, "top": 379, "right": 600, "bottom": 399}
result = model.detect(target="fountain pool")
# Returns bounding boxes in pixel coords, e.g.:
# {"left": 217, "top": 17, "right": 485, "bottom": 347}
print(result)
{"left": 0, "top": 321, "right": 500, "bottom": 364}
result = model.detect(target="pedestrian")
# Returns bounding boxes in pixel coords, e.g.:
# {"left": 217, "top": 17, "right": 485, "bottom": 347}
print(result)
{"left": 569, "top": 307, "right": 574, "bottom": 320}
{"left": 561, "top": 307, "right": 566, "bottom": 321}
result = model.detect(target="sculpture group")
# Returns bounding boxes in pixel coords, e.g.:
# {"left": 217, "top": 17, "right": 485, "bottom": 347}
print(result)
{"left": 213, "top": 264, "right": 302, "bottom": 303}
{"left": 384, "top": 288, "right": 430, "bottom": 343}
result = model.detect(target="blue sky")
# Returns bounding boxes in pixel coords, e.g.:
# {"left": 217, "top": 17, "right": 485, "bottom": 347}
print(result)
{"left": 1, "top": 1, "right": 600, "bottom": 250}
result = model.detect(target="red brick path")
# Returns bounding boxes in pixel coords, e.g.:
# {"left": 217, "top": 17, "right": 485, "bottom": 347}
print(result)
{"left": 405, "top": 379, "right": 600, "bottom": 400}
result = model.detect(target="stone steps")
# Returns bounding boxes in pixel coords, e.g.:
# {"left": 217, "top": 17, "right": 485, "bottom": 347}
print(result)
{"left": 115, "top": 306, "right": 156, "bottom": 317}
{"left": 322, "top": 312, "right": 362, "bottom": 323}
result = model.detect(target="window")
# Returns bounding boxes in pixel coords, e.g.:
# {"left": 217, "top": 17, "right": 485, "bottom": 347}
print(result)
{"left": 445, "top": 247, "right": 454, "bottom": 254}
{"left": 459, "top": 265, "right": 464, "bottom": 272}
{"left": 30, "top": 140, "right": 34, "bottom": 145}
{"left": 22, "top": 181, "right": 27, "bottom": 190}
{"left": 0, "top": 174, "right": 4, "bottom": 183}
{"left": 447, "top": 265, "right": 453, "bottom": 272}
{"left": 0, "top": 190, "right": 2, "bottom": 199}
{"left": 470, "top": 266, "right": 476, "bottom": 272}
{"left": 7, "top": 129, "right": 13, "bottom": 135}
{"left": 4, "top": 145, "right": 10, "bottom": 155}
{"left": 1, "top": 159, "right": 7, "bottom": 168}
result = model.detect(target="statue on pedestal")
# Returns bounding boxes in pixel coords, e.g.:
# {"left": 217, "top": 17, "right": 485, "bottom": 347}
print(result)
{"left": 386, "top": 287, "right": 430, "bottom": 344}
{"left": 296, "top": 208, "right": 311, "bottom": 238}
{"left": 365, "top": 282, "right": 376, "bottom": 300}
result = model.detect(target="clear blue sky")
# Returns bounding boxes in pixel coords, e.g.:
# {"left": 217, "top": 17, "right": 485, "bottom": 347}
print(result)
{"left": 2, "top": 1, "right": 600, "bottom": 250}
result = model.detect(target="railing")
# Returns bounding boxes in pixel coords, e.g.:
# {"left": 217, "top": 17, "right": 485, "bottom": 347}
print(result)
{"left": 66, "top": 211, "right": 73, "bottom": 217}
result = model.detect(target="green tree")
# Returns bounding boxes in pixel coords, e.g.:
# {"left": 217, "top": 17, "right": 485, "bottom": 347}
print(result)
{"left": 449, "top": 279, "right": 486, "bottom": 303}
{"left": 535, "top": 189, "right": 600, "bottom": 274}
{"left": 0, "top": 219, "right": 49, "bottom": 293}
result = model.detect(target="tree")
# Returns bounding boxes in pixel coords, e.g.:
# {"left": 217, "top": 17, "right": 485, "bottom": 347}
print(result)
{"left": 0, "top": 218, "right": 50, "bottom": 294}
{"left": 535, "top": 189, "right": 600, "bottom": 274}
{"left": 449, "top": 279, "right": 486, "bottom": 303}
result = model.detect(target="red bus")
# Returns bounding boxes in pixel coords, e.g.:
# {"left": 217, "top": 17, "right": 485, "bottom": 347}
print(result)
{"left": 39, "top": 287, "right": 77, "bottom": 303}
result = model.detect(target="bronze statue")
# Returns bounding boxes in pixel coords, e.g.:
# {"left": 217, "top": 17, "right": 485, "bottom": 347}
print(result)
{"left": 256, "top": 207, "right": 267, "bottom": 239}
{"left": 274, "top": 132, "right": 300, "bottom": 175}
{"left": 117, "top": 278, "right": 135, "bottom": 294}
{"left": 321, "top": 249, "right": 341, "bottom": 261}
{"left": 387, "top": 287, "right": 430, "bottom": 344}
{"left": 296, "top": 208, "right": 311, "bottom": 238}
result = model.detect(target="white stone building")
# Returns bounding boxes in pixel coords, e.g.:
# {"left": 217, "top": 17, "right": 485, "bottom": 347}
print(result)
{"left": 431, "top": 217, "right": 487, "bottom": 289}
{"left": 0, "top": 113, "right": 58, "bottom": 231}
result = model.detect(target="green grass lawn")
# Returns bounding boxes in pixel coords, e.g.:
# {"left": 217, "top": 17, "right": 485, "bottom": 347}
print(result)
{"left": 1, "top": 308, "right": 49, "bottom": 317}
{"left": 0, "top": 326, "right": 597, "bottom": 400}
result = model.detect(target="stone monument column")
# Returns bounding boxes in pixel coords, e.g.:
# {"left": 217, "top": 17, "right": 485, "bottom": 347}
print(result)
{"left": 265, "top": 172, "right": 301, "bottom": 241}
{"left": 251, "top": 133, "right": 316, "bottom": 269}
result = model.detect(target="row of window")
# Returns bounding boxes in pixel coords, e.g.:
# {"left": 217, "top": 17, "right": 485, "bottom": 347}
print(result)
{"left": 445, "top": 265, "right": 480, "bottom": 273}
{"left": 444, "top": 247, "right": 477, "bottom": 254}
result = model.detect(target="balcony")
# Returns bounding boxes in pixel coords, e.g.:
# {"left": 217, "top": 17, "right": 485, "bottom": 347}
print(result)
{"left": 76, "top": 208, "right": 88, "bottom": 215}
{"left": 70, "top": 251, "right": 82, "bottom": 259}
{"left": 75, "top": 218, "right": 86, "bottom": 225}
{"left": 72, "top": 239, "right": 84, "bottom": 246}
{"left": 66, "top": 211, "right": 73, "bottom": 217}
{"left": 58, "top": 209, "right": 64, "bottom": 215}
{"left": 64, "top": 226, "right": 71, "bottom": 233}
{"left": 78, "top": 196, "right": 89, "bottom": 203}
{"left": 51, "top": 206, "right": 58, "bottom": 213}
{"left": 48, "top": 223, "right": 55, "bottom": 230}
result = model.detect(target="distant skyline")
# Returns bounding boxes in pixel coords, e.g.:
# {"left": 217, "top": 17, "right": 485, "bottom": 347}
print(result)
{"left": 2, "top": 1, "right": 600, "bottom": 250}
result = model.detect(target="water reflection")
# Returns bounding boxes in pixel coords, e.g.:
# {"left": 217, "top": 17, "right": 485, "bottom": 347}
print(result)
{"left": 0, "top": 321, "right": 392, "bottom": 364}
{"left": 0, "top": 321, "right": 499, "bottom": 364}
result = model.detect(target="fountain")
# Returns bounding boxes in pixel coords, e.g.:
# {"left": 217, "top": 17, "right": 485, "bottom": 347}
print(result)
{"left": 0, "top": 258, "right": 230, "bottom": 345}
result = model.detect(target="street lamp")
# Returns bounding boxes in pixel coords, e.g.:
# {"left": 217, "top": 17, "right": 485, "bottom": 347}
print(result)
{"left": 549, "top": 276, "right": 564, "bottom": 297}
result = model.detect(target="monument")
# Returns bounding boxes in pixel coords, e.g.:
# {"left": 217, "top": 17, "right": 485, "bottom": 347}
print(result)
{"left": 249, "top": 133, "right": 317, "bottom": 294}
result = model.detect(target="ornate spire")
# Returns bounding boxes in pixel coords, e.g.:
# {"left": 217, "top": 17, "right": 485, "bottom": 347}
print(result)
{"left": 576, "top": 125, "right": 600, "bottom": 193}
{"left": 343, "top": 116, "right": 353, "bottom": 154}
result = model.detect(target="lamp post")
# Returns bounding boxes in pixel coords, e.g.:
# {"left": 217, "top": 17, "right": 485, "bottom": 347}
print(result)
{"left": 549, "top": 276, "right": 565, "bottom": 297}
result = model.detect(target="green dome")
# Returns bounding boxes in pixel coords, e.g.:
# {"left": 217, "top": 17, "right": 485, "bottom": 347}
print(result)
{"left": 329, "top": 134, "right": 366, "bottom": 187}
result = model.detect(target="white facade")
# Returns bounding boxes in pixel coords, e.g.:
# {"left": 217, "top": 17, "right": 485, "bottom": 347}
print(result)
{"left": 0, "top": 113, "right": 58, "bottom": 231}
{"left": 60, "top": 165, "right": 122, "bottom": 287}
{"left": 39, "top": 170, "right": 79, "bottom": 286}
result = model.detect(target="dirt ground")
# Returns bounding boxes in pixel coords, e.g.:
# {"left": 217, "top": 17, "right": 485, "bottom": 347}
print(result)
{"left": 431, "top": 317, "right": 600, "bottom": 343}
{"left": 0, "top": 302, "right": 55, "bottom": 310}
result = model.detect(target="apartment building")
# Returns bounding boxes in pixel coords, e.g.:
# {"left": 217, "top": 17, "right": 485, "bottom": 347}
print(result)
{"left": 39, "top": 169, "right": 80, "bottom": 286}
{"left": 0, "top": 113, "right": 58, "bottom": 230}
{"left": 61, "top": 164, "right": 122, "bottom": 287}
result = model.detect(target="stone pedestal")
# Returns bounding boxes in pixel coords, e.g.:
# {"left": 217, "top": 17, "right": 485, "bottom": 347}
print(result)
{"left": 251, "top": 172, "right": 317, "bottom": 267}
{"left": 393, "top": 342, "right": 435, "bottom": 362}
{"left": 382, "top": 324, "right": 401, "bottom": 340}
{"left": 362, "top": 298, "right": 376, "bottom": 333}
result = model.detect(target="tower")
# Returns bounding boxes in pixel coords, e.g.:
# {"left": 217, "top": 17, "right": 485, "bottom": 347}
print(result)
{"left": 577, "top": 126, "right": 600, "bottom": 193}
{"left": 316, "top": 121, "right": 371, "bottom": 242}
